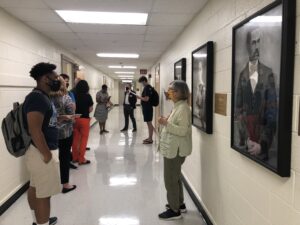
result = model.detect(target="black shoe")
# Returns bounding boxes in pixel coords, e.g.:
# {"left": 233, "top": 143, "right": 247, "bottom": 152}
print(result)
{"left": 62, "top": 185, "right": 77, "bottom": 194}
{"left": 79, "top": 160, "right": 91, "bottom": 165}
{"left": 165, "top": 203, "right": 187, "bottom": 213}
{"left": 33, "top": 217, "right": 58, "bottom": 225}
{"left": 132, "top": 129, "right": 137, "bottom": 132}
{"left": 86, "top": 147, "right": 90, "bottom": 150}
{"left": 69, "top": 163, "right": 77, "bottom": 169}
{"left": 120, "top": 128, "right": 128, "bottom": 132}
{"left": 158, "top": 209, "right": 182, "bottom": 220}
{"left": 103, "top": 130, "right": 109, "bottom": 133}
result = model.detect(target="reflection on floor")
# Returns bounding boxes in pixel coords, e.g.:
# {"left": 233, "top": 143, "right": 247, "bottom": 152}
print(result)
{"left": 0, "top": 107, "right": 206, "bottom": 225}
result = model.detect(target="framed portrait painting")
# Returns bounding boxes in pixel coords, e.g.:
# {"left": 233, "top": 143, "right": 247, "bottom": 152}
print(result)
{"left": 231, "top": 0, "right": 296, "bottom": 177}
{"left": 192, "top": 41, "right": 214, "bottom": 134}
{"left": 174, "top": 58, "right": 186, "bottom": 81}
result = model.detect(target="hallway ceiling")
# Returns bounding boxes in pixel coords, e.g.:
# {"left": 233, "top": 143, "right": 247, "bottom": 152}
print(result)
{"left": 0, "top": 0, "right": 207, "bottom": 80}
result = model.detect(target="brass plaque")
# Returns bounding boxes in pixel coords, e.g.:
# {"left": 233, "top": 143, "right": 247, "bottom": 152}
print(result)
{"left": 215, "top": 93, "right": 227, "bottom": 116}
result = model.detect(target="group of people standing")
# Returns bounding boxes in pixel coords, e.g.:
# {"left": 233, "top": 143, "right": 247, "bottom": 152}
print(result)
{"left": 22, "top": 62, "right": 193, "bottom": 225}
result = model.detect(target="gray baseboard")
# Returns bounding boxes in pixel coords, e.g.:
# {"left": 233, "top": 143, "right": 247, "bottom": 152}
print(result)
{"left": 181, "top": 174, "right": 213, "bottom": 225}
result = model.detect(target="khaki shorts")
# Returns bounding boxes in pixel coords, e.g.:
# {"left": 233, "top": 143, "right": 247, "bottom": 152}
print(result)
{"left": 25, "top": 145, "right": 61, "bottom": 198}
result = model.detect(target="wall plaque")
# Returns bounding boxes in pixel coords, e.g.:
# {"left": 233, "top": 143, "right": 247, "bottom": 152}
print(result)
{"left": 215, "top": 93, "right": 227, "bottom": 116}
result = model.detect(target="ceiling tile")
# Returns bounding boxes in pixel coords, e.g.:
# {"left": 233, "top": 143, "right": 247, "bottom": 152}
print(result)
{"left": 83, "top": 40, "right": 143, "bottom": 52}
{"left": 146, "top": 25, "right": 183, "bottom": 36}
{"left": 42, "top": 32, "right": 77, "bottom": 40}
{"left": 77, "top": 33, "right": 144, "bottom": 42}
{"left": 148, "top": 13, "right": 193, "bottom": 26}
{"left": 141, "top": 45, "right": 165, "bottom": 52}
{"left": 26, "top": 22, "right": 72, "bottom": 32}
{"left": 68, "top": 24, "right": 100, "bottom": 33}
{"left": 97, "top": 25, "right": 147, "bottom": 35}
{"left": 0, "top": 0, "right": 48, "bottom": 8}
{"left": 44, "top": 0, "right": 153, "bottom": 12}
{"left": 143, "top": 41, "right": 169, "bottom": 48}
{"left": 152, "top": 0, "right": 207, "bottom": 13}
{"left": 53, "top": 38, "right": 83, "bottom": 48}
{"left": 145, "top": 34, "right": 174, "bottom": 42}
{"left": 4, "top": 8, "right": 63, "bottom": 22}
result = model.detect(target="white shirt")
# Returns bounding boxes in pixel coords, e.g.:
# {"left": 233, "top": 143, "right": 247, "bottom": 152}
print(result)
{"left": 125, "top": 92, "right": 130, "bottom": 105}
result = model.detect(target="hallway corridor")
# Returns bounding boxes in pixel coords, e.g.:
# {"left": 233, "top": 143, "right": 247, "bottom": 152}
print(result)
{"left": 0, "top": 107, "right": 206, "bottom": 225}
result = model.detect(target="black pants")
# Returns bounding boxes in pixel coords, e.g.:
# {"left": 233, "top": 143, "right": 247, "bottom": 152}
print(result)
{"left": 123, "top": 105, "right": 137, "bottom": 130}
{"left": 58, "top": 135, "right": 73, "bottom": 184}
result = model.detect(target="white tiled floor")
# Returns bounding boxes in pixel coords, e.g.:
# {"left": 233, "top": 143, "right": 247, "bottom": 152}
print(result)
{"left": 0, "top": 107, "right": 206, "bottom": 225}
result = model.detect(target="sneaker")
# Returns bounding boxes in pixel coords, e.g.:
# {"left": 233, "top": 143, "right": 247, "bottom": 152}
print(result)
{"left": 165, "top": 203, "right": 187, "bottom": 213}
{"left": 158, "top": 209, "right": 182, "bottom": 220}
{"left": 33, "top": 217, "right": 58, "bottom": 225}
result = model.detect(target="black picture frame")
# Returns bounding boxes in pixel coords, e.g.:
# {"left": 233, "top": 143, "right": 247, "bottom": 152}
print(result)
{"left": 174, "top": 58, "right": 186, "bottom": 81}
{"left": 191, "top": 41, "right": 214, "bottom": 134}
{"left": 231, "top": 0, "right": 295, "bottom": 177}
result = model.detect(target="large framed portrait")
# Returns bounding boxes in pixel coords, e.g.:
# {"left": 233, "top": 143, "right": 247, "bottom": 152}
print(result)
{"left": 231, "top": 0, "right": 296, "bottom": 177}
{"left": 174, "top": 58, "right": 186, "bottom": 81}
{"left": 192, "top": 41, "right": 214, "bottom": 134}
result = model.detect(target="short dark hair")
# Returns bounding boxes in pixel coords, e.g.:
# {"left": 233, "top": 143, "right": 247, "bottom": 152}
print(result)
{"left": 102, "top": 84, "right": 108, "bottom": 90}
{"left": 60, "top": 73, "right": 70, "bottom": 80}
{"left": 75, "top": 80, "right": 89, "bottom": 94}
{"left": 138, "top": 76, "right": 148, "bottom": 83}
{"left": 30, "top": 62, "right": 56, "bottom": 81}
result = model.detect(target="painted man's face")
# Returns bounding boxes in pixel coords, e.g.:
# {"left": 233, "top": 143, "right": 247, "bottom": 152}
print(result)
{"left": 248, "top": 29, "right": 261, "bottom": 62}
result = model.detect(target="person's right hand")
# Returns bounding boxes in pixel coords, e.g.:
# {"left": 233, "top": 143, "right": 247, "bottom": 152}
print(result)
{"left": 43, "top": 151, "right": 52, "bottom": 164}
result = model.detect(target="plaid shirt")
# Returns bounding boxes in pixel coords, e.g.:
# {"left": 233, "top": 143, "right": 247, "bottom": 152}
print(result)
{"left": 52, "top": 95, "right": 75, "bottom": 140}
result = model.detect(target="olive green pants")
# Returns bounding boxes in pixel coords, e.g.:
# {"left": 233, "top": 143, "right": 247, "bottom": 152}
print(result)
{"left": 164, "top": 154, "right": 186, "bottom": 211}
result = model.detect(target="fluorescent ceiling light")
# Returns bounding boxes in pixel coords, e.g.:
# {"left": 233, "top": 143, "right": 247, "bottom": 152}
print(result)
{"left": 118, "top": 74, "right": 134, "bottom": 77}
{"left": 118, "top": 77, "right": 134, "bottom": 79}
{"left": 56, "top": 10, "right": 148, "bottom": 25}
{"left": 175, "top": 66, "right": 182, "bottom": 69}
{"left": 250, "top": 16, "right": 282, "bottom": 23}
{"left": 109, "top": 65, "right": 137, "bottom": 69}
{"left": 193, "top": 53, "right": 207, "bottom": 58}
{"left": 115, "top": 71, "right": 135, "bottom": 74}
{"left": 97, "top": 53, "right": 139, "bottom": 58}
{"left": 122, "top": 80, "right": 133, "bottom": 83}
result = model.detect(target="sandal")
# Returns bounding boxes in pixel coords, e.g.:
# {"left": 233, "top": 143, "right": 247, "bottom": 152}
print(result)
{"left": 79, "top": 160, "right": 91, "bottom": 165}
{"left": 143, "top": 138, "right": 150, "bottom": 142}
{"left": 143, "top": 140, "right": 153, "bottom": 144}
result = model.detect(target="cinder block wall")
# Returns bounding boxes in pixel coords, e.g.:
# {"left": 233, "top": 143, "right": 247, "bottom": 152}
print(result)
{"left": 154, "top": 0, "right": 300, "bottom": 224}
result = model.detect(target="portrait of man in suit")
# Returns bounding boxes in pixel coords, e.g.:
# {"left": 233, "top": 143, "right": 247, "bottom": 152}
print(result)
{"left": 234, "top": 27, "right": 278, "bottom": 161}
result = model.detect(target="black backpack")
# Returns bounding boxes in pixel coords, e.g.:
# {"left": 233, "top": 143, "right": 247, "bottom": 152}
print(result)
{"left": 1, "top": 103, "right": 31, "bottom": 157}
{"left": 149, "top": 86, "right": 159, "bottom": 107}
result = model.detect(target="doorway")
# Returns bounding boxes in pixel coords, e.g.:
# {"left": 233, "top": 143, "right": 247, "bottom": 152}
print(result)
{"left": 61, "top": 54, "right": 79, "bottom": 88}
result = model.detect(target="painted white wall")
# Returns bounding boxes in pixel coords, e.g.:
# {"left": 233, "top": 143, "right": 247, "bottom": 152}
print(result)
{"left": 153, "top": 0, "right": 300, "bottom": 224}
{"left": 0, "top": 8, "right": 115, "bottom": 205}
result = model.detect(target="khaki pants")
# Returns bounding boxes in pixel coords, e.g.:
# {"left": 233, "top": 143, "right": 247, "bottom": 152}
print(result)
{"left": 164, "top": 154, "right": 186, "bottom": 211}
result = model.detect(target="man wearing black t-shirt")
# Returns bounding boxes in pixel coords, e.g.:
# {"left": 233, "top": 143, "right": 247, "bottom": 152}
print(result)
{"left": 137, "top": 76, "right": 154, "bottom": 144}
{"left": 23, "top": 63, "right": 61, "bottom": 225}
